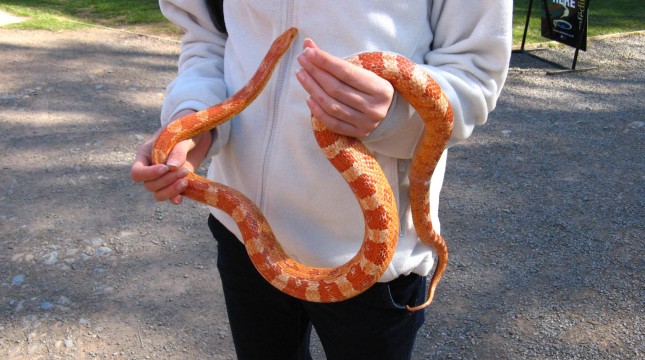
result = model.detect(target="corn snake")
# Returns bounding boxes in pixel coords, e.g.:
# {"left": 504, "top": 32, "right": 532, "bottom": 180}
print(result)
{"left": 151, "top": 27, "right": 452, "bottom": 311}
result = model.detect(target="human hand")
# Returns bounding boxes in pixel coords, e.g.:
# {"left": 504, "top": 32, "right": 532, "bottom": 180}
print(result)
{"left": 130, "top": 110, "right": 211, "bottom": 204}
{"left": 296, "top": 38, "right": 394, "bottom": 138}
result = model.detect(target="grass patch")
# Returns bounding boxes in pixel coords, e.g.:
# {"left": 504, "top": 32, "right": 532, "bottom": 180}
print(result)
{"left": 513, "top": 0, "right": 645, "bottom": 45}
{"left": 0, "top": 0, "right": 180, "bottom": 35}
{"left": 1, "top": 0, "right": 643, "bottom": 43}
{"left": 0, "top": 4, "right": 86, "bottom": 31}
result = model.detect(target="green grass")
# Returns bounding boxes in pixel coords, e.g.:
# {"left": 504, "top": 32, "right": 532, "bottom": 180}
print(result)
{"left": 0, "top": 0, "right": 179, "bottom": 34}
{"left": 1, "top": 0, "right": 643, "bottom": 43}
{"left": 513, "top": 0, "right": 645, "bottom": 46}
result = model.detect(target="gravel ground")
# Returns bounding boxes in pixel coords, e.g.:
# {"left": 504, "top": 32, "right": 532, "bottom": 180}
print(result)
{"left": 0, "top": 28, "right": 643, "bottom": 359}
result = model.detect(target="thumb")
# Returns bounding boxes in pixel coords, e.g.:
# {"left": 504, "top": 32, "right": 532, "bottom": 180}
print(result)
{"left": 166, "top": 139, "right": 193, "bottom": 170}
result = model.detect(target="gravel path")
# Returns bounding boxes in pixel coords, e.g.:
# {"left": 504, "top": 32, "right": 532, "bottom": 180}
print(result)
{"left": 1, "top": 28, "right": 643, "bottom": 359}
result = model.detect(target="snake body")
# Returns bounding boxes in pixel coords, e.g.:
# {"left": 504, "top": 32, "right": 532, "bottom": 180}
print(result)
{"left": 151, "top": 28, "right": 453, "bottom": 311}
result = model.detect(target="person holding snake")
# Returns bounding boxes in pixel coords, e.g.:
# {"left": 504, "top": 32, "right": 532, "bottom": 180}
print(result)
{"left": 131, "top": 1, "right": 512, "bottom": 359}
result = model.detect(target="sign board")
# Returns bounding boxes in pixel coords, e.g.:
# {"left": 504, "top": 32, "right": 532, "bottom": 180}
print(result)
{"left": 541, "top": 0, "right": 588, "bottom": 50}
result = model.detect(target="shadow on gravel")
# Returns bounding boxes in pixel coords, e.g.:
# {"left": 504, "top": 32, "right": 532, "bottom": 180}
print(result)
{"left": 416, "top": 38, "right": 643, "bottom": 358}
{"left": 1, "top": 29, "right": 235, "bottom": 359}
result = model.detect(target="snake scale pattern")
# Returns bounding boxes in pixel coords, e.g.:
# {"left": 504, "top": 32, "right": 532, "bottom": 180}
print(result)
{"left": 151, "top": 28, "right": 453, "bottom": 311}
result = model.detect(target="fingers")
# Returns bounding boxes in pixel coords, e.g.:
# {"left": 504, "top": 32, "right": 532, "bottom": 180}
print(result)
{"left": 130, "top": 133, "right": 192, "bottom": 204}
{"left": 296, "top": 39, "right": 394, "bottom": 138}
{"left": 304, "top": 95, "right": 371, "bottom": 137}
{"left": 298, "top": 50, "right": 368, "bottom": 111}
{"left": 300, "top": 39, "right": 384, "bottom": 95}
{"left": 131, "top": 109, "right": 205, "bottom": 205}
{"left": 297, "top": 69, "right": 371, "bottom": 136}
{"left": 144, "top": 167, "right": 189, "bottom": 202}
{"left": 130, "top": 139, "right": 166, "bottom": 183}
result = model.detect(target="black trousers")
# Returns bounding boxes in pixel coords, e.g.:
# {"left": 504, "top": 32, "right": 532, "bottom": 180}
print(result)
{"left": 209, "top": 215, "right": 426, "bottom": 360}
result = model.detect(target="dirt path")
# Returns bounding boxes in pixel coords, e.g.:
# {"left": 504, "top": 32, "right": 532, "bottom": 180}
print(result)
{"left": 1, "top": 28, "right": 643, "bottom": 359}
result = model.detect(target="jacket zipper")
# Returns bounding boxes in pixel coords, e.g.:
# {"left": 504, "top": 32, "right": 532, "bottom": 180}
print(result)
{"left": 258, "top": 0, "right": 296, "bottom": 210}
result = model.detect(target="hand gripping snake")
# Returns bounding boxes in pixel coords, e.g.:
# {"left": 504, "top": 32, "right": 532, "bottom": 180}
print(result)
{"left": 151, "top": 28, "right": 453, "bottom": 312}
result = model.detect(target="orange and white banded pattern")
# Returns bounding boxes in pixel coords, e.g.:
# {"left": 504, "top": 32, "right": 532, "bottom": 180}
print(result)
{"left": 151, "top": 28, "right": 453, "bottom": 311}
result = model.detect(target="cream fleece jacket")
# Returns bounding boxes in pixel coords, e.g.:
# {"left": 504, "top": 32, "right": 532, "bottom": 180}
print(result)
{"left": 158, "top": 0, "right": 512, "bottom": 282}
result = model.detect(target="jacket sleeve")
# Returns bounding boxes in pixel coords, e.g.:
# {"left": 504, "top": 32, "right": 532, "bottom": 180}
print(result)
{"left": 364, "top": 0, "right": 512, "bottom": 158}
{"left": 159, "top": 0, "right": 230, "bottom": 154}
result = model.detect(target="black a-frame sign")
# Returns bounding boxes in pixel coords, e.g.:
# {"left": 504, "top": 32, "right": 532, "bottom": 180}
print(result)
{"left": 514, "top": 0, "right": 596, "bottom": 74}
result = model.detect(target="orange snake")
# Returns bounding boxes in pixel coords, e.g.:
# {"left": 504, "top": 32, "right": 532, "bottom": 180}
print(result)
{"left": 151, "top": 28, "right": 453, "bottom": 311}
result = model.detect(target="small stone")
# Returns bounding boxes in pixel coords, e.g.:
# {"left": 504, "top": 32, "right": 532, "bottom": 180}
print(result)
{"left": 44, "top": 251, "right": 59, "bottom": 265}
{"left": 12, "top": 274, "right": 25, "bottom": 285}
{"left": 14, "top": 300, "right": 25, "bottom": 312}
{"left": 95, "top": 285, "right": 116, "bottom": 296}
{"left": 40, "top": 301, "right": 54, "bottom": 310}
{"left": 56, "top": 296, "right": 71, "bottom": 305}
{"left": 64, "top": 339, "right": 74, "bottom": 348}
{"left": 95, "top": 247, "right": 113, "bottom": 256}
{"left": 90, "top": 237, "right": 104, "bottom": 246}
